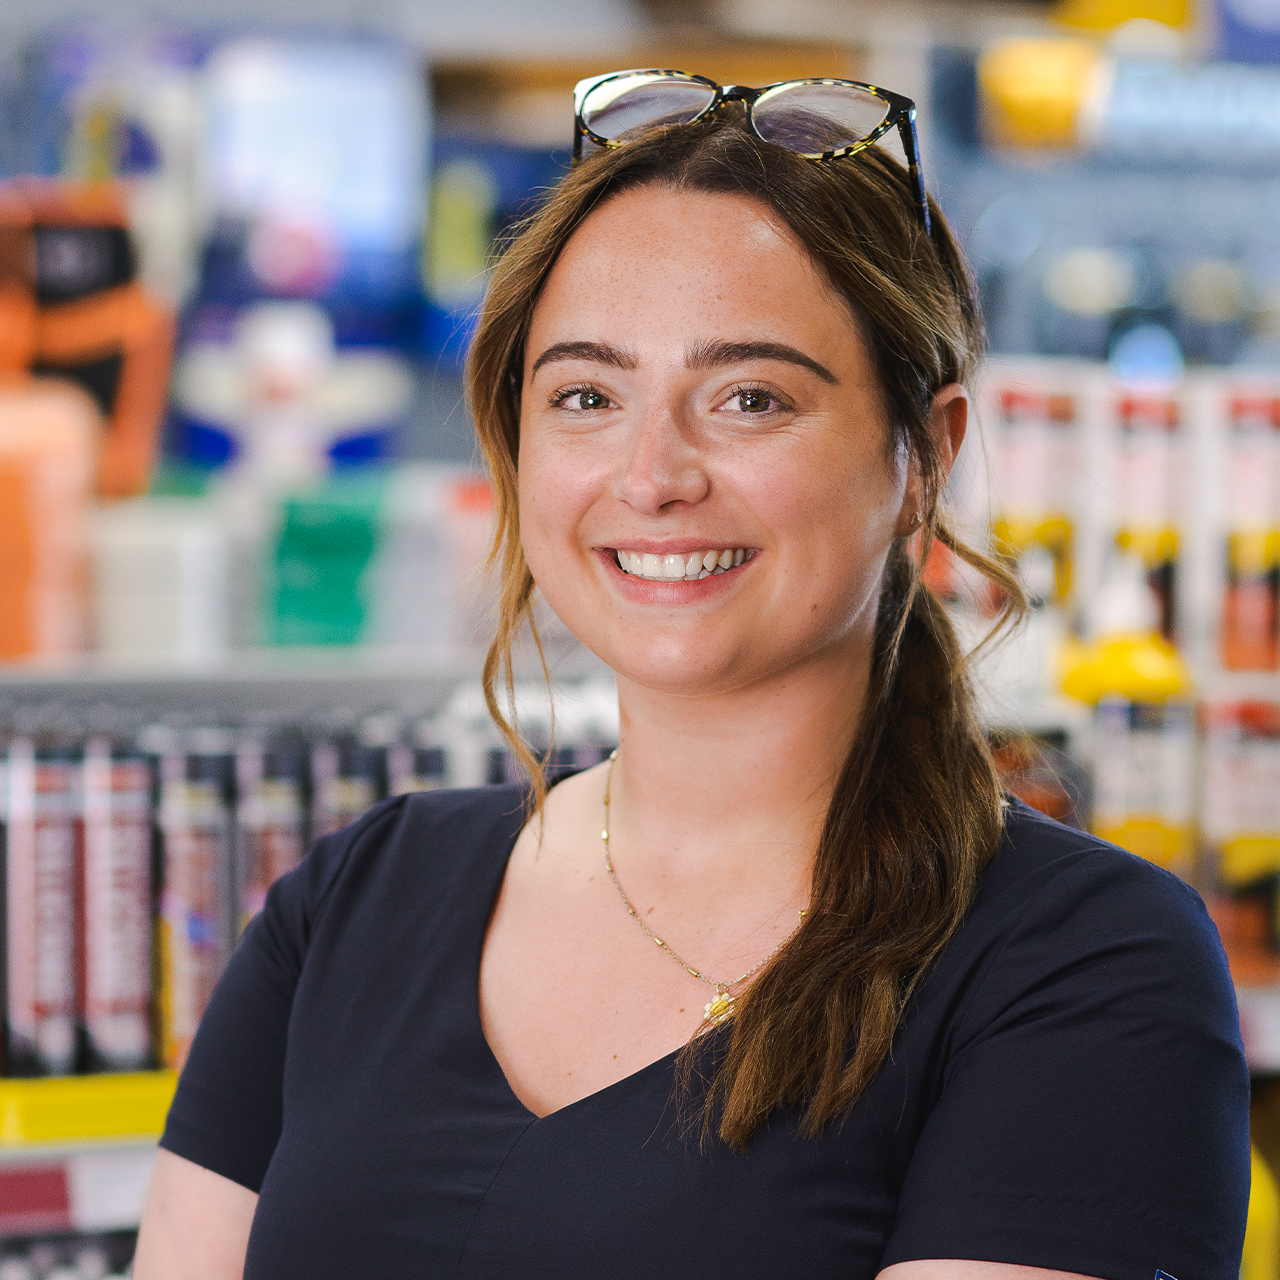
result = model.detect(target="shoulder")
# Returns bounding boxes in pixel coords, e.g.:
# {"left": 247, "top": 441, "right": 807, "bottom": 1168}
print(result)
{"left": 266, "top": 785, "right": 528, "bottom": 946}
{"left": 979, "top": 796, "right": 1210, "bottom": 931}
{"left": 939, "top": 798, "right": 1238, "bottom": 1048}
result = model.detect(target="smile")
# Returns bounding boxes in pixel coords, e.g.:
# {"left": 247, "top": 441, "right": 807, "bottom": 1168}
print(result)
{"left": 613, "top": 548, "right": 754, "bottom": 581}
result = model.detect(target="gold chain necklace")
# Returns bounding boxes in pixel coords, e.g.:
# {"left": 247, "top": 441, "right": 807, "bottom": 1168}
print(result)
{"left": 601, "top": 750, "right": 806, "bottom": 1025}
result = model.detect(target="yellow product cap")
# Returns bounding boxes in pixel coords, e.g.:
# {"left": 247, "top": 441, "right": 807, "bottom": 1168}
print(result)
{"left": 1052, "top": 0, "right": 1190, "bottom": 29}
{"left": 1092, "top": 817, "right": 1193, "bottom": 872}
{"left": 978, "top": 38, "right": 1102, "bottom": 148}
{"left": 1230, "top": 529, "right": 1276, "bottom": 575}
{"left": 1220, "top": 836, "right": 1280, "bottom": 889}
{"left": 1243, "top": 1146, "right": 1280, "bottom": 1280}
{"left": 0, "top": 1071, "right": 176, "bottom": 1146}
{"left": 1115, "top": 525, "right": 1180, "bottom": 567}
{"left": 1059, "top": 632, "right": 1193, "bottom": 704}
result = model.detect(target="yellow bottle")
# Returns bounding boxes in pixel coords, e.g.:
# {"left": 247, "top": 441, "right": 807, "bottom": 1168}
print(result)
{"left": 1243, "top": 1144, "right": 1280, "bottom": 1280}
{"left": 1060, "top": 554, "right": 1195, "bottom": 876}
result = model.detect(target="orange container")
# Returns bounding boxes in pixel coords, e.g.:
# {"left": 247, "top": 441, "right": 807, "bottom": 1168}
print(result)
{"left": 0, "top": 179, "right": 174, "bottom": 499}
{"left": 0, "top": 377, "right": 99, "bottom": 659}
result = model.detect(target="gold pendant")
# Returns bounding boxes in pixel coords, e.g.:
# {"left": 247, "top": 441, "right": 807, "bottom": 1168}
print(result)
{"left": 704, "top": 988, "right": 734, "bottom": 1023}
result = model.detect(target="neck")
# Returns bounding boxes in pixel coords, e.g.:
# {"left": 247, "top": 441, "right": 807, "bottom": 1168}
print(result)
{"left": 608, "top": 635, "right": 871, "bottom": 893}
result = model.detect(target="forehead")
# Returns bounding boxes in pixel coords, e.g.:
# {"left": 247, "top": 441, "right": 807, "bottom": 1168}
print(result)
{"left": 528, "top": 185, "right": 865, "bottom": 359}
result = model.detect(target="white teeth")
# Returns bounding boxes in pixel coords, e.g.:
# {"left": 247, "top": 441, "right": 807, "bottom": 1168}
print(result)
{"left": 616, "top": 548, "right": 752, "bottom": 580}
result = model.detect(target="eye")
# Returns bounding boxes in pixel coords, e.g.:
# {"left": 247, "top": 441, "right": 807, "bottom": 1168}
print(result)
{"left": 552, "top": 386, "right": 611, "bottom": 412}
{"left": 724, "top": 385, "right": 788, "bottom": 415}
{"left": 737, "top": 389, "right": 773, "bottom": 413}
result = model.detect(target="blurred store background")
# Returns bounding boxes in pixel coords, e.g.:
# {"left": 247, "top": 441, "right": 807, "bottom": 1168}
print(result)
{"left": 5, "top": 0, "right": 1280, "bottom": 1272}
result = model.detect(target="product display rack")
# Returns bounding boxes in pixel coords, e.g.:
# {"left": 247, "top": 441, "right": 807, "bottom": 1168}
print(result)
{"left": 0, "top": 644, "right": 586, "bottom": 1244}
{"left": 3, "top": 640, "right": 1280, "bottom": 1243}
{"left": 0, "top": 1073, "right": 174, "bottom": 1239}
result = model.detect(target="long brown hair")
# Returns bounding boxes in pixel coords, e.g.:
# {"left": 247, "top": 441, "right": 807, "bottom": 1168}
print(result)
{"left": 467, "top": 113, "right": 1023, "bottom": 1148}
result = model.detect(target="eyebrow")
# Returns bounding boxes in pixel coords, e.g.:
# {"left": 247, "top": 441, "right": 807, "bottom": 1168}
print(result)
{"left": 528, "top": 336, "right": 840, "bottom": 386}
{"left": 530, "top": 341, "right": 639, "bottom": 375}
{"left": 686, "top": 339, "right": 839, "bottom": 385}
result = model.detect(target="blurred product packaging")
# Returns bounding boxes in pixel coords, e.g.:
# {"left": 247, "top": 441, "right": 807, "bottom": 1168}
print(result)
{"left": 0, "top": 180, "right": 174, "bottom": 662}
{"left": 265, "top": 477, "right": 385, "bottom": 647}
{"left": 0, "top": 379, "right": 97, "bottom": 661}
{"left": 1113, "top": 393, "right": 1183, "bottom": 637}
{"left": 421, "top": 141, "right": 563, "bottom": 365}
{"left": 1204, "top": 700, "right": 1280, "bottom": 892}
{"left": 88, "top": 498, "right": 229, "bottom": 663}
{"left": 1220, "top": 393, "right": 1280, "bottom": 671}
{"left": 173, "top": 300, "right": 414, "bottom": 485}
{"left": 1061, "top": 553, "right": 1197, "bottom": 875}
{"left": 369, "top": 465, "right": 496, "bottom": 652}
{"left": 27, "top": 26, "right": 208, "bottom": 308}
{"left": 0, "top": 182, "right": 174, "bottom": 497}
{"left": 1216, "top": 0, "right": 1280, "bottom": 63}
{"left": 151, "top": 725, "right": 234, "bottom": 1072}
{"left": 80, "top": 733, "right": 153, "bottom": 1071}
{"left": 234, "top": 733, "right": 308, "bottom": 931}
{"left": 3, "top": 721, "right": 82, "bottom": 1076}
{"left": 979, "top": 31, "right": 1280, "bottom": 168}
{"left": 200, "top": 37, "right": 427, "bottom": 317}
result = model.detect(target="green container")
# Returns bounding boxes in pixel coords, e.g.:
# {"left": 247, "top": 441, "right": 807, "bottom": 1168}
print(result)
{"left": 266, "top": 478, "right": 385, "bottom": 647}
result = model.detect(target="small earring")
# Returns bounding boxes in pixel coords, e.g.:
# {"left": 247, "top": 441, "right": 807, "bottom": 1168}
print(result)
{"left": 908, "top": 512, "right": 923, "bottom": 530}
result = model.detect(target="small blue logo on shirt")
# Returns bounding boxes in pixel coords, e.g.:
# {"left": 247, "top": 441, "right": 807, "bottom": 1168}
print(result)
{"left": 1155, "top": 1270, "right": 1178, "bottom": 1280}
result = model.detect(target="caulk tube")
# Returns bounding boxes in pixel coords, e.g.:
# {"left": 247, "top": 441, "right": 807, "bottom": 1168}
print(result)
{"left": 390, "top": 717, "right": 448, "bottom": 794}
{"left": 81, "top": 734, "right": 154, "bottom": 1071}
{"left": 235, "top": 733, "right": 307, "bottom": 931}
{"left": 4, "top": 727, "right": 80, "bottom": 1075}
{"left": 154, "top": 727, "right": 234, "bottom": 1072}
{"left": 310, "top": 720, "right": 384, "bottom": 839}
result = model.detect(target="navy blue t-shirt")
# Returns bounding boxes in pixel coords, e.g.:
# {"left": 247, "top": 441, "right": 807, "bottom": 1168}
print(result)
{"left": 161, "top": 789, "right": 1250, "bottom": 1279}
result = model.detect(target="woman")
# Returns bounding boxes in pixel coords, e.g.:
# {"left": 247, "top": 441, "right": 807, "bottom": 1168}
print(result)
{"left": 136, "top": 73, "right": 1249, "bottom": 1280}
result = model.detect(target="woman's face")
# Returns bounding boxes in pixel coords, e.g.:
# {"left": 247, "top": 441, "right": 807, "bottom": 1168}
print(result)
{"left": 519, "top": 185, "right": 925, "bottom": 698}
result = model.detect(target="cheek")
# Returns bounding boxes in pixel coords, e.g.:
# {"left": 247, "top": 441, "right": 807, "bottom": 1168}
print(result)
{"left": 749, "top": 438, "right": 904, "bottom": 561}
{"left": 516, "top": 436, "right": 597, "bottom": 583}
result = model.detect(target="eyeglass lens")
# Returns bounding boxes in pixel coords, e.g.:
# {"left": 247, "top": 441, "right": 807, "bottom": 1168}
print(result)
{"left": 581, "top": 75, "right": 717, "bottom": 141}
{"left": 752, "top": 83, "right": 891, "bottom": 155}
{"left": 581, "top": 76, "right": 893, "bottom": 156}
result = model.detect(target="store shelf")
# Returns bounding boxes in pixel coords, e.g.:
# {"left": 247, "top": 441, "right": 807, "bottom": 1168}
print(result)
{"left": 0, "top": 641, "right": 609, "bottom": 721}
{"left": 0, "top": 648, "right": 482, "bottom": 720}
{"left": 0, "top": 1071, "right": 175, "bottom": 1147}
{"left": 0, "top": 1072, "right": 174, "bottom": 1239}
{"left": 0, "top": 1140, "right": 157, "bottom": 1238}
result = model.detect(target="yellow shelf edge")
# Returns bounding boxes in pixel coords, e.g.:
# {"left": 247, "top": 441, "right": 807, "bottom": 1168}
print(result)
{"left": 0, "top": 1070, "right": 176, "bottom": 1147}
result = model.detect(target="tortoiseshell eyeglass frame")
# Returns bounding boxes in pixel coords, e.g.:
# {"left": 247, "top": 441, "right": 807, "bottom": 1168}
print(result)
{"left": 572, "top": 68, "right": 931, "bottom": 236}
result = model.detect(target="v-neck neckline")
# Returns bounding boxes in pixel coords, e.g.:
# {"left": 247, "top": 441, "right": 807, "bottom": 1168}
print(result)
{"left": 468, "top": 792, "right": 695, "bottom": 1125}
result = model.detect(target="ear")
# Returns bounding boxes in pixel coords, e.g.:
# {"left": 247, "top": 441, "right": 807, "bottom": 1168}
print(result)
{"left": 894, "top": 382, "right": 968, "bottom": 538}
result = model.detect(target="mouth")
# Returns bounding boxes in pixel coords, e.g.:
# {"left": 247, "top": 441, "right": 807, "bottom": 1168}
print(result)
{"left": 610, "top": 547, "right": 756, "bottom": 582}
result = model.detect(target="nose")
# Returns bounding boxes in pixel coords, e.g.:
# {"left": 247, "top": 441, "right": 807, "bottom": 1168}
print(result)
{"left": 615, "top": 403, "right": 710, "bottom": 516}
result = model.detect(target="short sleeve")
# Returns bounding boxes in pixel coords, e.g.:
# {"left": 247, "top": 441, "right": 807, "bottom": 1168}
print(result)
{"left": 158, "top": 802, "right": 401, "bottom": 1192}
{"left": 882, "top": 848, "right": 1250, "bottom": 1280}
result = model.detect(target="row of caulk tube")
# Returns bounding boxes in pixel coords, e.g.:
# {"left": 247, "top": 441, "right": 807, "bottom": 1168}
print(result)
{"left": 0, "top": 681, "right": 620, "bottom": 1079}
{"left": 0, "top": 1235, "right": 131, "bottom": 1280}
